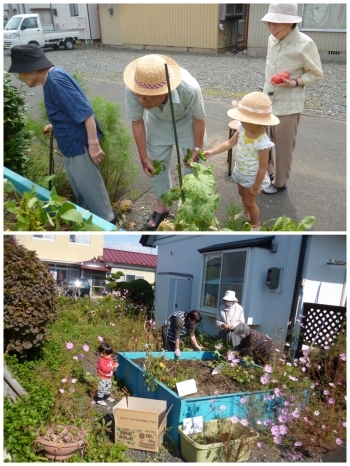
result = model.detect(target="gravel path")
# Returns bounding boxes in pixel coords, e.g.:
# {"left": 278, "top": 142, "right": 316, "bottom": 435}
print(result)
{"left": 3, "top": 45, "right": 346, "bottom": 120}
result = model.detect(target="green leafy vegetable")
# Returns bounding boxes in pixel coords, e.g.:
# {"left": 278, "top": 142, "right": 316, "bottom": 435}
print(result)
{"left": 150, "top": 159, "right": 166, "bottom": 175}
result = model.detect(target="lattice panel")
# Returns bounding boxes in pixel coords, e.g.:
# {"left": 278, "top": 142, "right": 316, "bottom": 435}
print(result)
{"left": 303, "top": 307, "right": 345, "bottom": 347}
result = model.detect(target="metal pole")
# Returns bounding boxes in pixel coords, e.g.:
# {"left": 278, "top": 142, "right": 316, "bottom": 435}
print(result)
{"left": 49, "top": 131, "right": 54, "bottom": 190}
{"left": 164, "top": 63, "right": 184, "bottom": 200}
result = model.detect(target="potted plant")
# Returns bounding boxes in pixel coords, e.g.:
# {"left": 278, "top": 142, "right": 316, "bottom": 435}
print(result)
{"left": 33, "top": 424, "right": 87, "bottom": 460}
{"left": 178, "top": 411, "right": 258, "bottom": 462}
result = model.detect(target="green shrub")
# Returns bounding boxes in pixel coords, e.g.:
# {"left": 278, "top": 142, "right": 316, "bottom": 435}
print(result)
{"left": 4, "top": 236, "right": 58, "bottom": 356}
{"left": 115, "top": 279, "right": 154, "bottom": 314}
{"left": 3, "top": 72, "right": 33, "bottom": 175}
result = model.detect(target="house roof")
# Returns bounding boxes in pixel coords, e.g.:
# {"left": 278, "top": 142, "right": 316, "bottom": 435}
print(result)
{"left": 100, "top": 248, "right": 157, "bottom": 268}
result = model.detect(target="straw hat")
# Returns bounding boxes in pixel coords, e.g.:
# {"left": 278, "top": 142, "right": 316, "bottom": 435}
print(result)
{"left": 260, "top": 3, "right": 302, "bottom": 24}
{"left": 8, "top": 44, "right": 54, "bottom": 73}
{"left": 227, "top": 92, "right": 280, "bottom": 126}
{"left": 123, "top": 54, "right": 182, "bottom": 96}
{"left": 222, "top": 290, "right": 238, "bottom": 302}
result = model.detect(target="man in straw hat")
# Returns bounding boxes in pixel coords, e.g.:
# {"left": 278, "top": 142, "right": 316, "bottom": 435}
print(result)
{"left": 260, "top": 3, "right": 323, "bottom": 194}
{"left": 8, "top": 44, "right": 117, "bottom": 224}
{"left": 216, "top": 290, "right": 245, "bottom": 349}
{"left": 123, "top": 54, "right": 207, "bottom": 230}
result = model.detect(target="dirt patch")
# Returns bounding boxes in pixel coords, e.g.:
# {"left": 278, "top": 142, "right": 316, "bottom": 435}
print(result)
{"left": 133, "top": 357, "right": 259, "bottom": 398}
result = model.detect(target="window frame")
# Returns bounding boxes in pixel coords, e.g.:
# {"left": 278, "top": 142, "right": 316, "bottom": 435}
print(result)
{"left": 32, "top": 234, "right": 56, "bottom": 241}
{"left": 69, "top": 4, "right": 79, "bottom": 17}
{"left": 69, "top": 234, "right": 91, "bottom": 245}
{"left": 199, "top": 247, "right": 249, "bottom": 316}
{"left": 300, "top": 4, "right": 346, "bottom": 33}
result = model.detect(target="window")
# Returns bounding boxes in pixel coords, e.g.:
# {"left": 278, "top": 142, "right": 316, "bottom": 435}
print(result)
{"left": 69, "top": 4, "right": 79, "bottom": 17}
{"left": 32, "top": 234, "right": 55, "bottom": 241}
{"left": 69, "top": 235, "right": 90, "bottom": 245}
{"left": 301, "top": 4, "right": 346, "bottom": 31}
{"left": 22, "top": 17, "right": 38, "bottom": 29}
{"left": 201, "top": 249, "right": 247, "bottom": 310}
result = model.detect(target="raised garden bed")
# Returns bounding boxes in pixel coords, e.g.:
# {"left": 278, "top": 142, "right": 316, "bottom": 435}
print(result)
{"left": 117, "top": 351, "right": 281, "bottom": 445}
{"left": 4, "top": 167, "right": 117, "bottom": 231}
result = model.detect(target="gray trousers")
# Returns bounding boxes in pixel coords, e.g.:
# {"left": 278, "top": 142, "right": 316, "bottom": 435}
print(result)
{"left": 97, "top": 378, "right": 112, "bottom": 399}
{"left": 268, "top": 113, "right": 301, "bottom": 187}
{"left": 63, "top": 148, "right": 114, "bottom": 221}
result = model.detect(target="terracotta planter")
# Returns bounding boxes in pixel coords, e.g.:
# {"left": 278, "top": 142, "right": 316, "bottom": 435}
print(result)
{"left": 36, "top": 437, "right": 85, "bottom": 460}
{"left": 178, "top": 419, "right": 258, "bottom": 462}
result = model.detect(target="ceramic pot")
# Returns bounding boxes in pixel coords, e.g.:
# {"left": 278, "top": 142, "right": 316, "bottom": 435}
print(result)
{"left": 36, "top": 438, "right": 85, "bottom": 460}
{"left": 178, "top": 418, "right": 258, "bottom": 462}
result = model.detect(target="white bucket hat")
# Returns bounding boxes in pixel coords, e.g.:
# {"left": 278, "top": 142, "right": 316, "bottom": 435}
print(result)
{"left": 260, "top": 3, "right": 302, "bottom": 24}
{"left": 123, "top": 54, "right": 182, "bottom": 96}
{"left": 222, "top": 290, "right": 238, "bottom": 302}
{"left": 227, "top": 92, "right": 280, "bottom": 126}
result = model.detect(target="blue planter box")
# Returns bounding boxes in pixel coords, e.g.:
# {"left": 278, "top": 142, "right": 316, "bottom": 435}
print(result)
{"left": 117, "top": 351, "right": 280, "bottom": 445}
{"left": 4, "top": 167, "right": 117, "bottom": 231}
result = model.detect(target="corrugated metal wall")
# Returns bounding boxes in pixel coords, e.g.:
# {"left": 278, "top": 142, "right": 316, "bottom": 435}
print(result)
{"left": 119, "top": 4, "right": 218, "bottom": 50}
{"left": 247, "top": 4, "right": 346, "bottom": 59}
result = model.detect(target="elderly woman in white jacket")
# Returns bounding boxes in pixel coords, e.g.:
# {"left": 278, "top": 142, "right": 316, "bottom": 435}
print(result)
{"left": 216, "top": 290, "right": 245, "bottom": 348}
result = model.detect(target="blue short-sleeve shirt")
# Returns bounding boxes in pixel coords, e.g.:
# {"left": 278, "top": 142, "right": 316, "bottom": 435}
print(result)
{"left": 43, "top": 67, "right": 103, "bottom": 157}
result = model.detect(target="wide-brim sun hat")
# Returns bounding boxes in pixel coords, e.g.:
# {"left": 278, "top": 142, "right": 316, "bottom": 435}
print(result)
{"left": 223, "top": 290, "right": 238, "bottom": 302}
{"left": 8, "top": 44, "right": 54, "bottom": 73}
{"left": 123, "top": 54, "right": 182, "bottom": 96}
{"left": 260, "top": 3, "right": 302, "bottom": 24}
{"left": 227, "top": 92, "right": 280, "bottom": 126}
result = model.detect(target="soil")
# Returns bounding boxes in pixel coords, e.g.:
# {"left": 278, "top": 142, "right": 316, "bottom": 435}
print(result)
{"left": 133, "top": 357, "right": 252, "bottom": 398}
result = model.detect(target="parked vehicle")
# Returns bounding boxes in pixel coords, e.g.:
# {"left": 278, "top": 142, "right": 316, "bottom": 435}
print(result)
{"left": 58, "top": 278, "right": 91, "bottom": 299}
{"left": 4, "top": 14, "right": 79, "bottom": 50}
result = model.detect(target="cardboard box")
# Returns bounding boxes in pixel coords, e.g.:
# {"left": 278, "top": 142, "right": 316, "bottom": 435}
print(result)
{"left": 113, "top": 397, "right": 168, "bottom": 452}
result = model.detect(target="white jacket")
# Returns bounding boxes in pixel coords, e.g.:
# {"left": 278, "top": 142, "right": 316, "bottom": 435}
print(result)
{"left": 216, "top": 302, "right": 245, "bottom": 329}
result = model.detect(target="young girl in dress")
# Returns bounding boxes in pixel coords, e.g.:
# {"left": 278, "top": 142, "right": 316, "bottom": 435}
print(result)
{"left": 204, "top": 91, "right": 279, "bottom": 230}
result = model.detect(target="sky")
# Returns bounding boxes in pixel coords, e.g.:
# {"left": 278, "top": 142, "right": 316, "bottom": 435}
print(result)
{"left": 103, "top": 234, "right": 157, "bottom": 254}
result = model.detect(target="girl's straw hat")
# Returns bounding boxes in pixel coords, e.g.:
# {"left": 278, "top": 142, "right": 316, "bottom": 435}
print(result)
{"left": 123, "top": 54, "right": 182, "bottom": 96}
{"left": 227, "top": 92, "right": 280, "bottom": 126}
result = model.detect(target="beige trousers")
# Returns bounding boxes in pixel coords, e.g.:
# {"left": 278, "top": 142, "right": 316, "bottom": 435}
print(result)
{"left": 268, "top": 113, "right": 301, "bottom": 187}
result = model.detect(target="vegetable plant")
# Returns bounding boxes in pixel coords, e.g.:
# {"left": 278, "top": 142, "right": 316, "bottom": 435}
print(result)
{"left": 184, "top": 148, "right": 206, "bottom": 164}
{"left": 4, "top": 180, "right": 103, "bottom": 231}
{"left": 150, "top": 159, "right": 166, "bottom": 176}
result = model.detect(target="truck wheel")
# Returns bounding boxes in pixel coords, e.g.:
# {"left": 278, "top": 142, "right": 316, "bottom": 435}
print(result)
{"left": 64, "top": 39, "right": 75, "bottom": 50}
{"left": 52, "top": 44, "right": 60, "bottom": 50}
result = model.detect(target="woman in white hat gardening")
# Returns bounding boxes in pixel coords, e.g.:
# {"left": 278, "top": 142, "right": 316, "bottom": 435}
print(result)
{"left": 216, "top": 290, "right": 245, "bottom": 349}
{"left": 123, "top": 54, "right": 207, "bottom": 230}
{"left": 204, "top": 91, "right": 279, "bottom": 230}
{"left": 260, "top": 3, "right": 323, "bottom": 195}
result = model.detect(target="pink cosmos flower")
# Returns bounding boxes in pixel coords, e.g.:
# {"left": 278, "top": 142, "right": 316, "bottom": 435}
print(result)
{"left": 264, "top": 365, "right": 273, "bottom": 373}
{"left": 240, "top": 397, "right": 248, "bottom": 404}
{"left": 61, "top": 378, "right": 67, "bottom": 383}
{"left": 257, "top": 442, "right": 263, "bottom": 448}
{"left": 83, "top": 344, "right": 90, "bottom": 352}
{"left": 324, "top": 345, "right": 330, "bottom": 350}
{"left": 279, "top": 424, "right": 288, "bottom": 435}
{"left": 219, "top": 405, "right": 226, "bottom": 412}
{"left": 273, "top": 435, "right": 282, "bottom": 444}
{"left": 241, "top": 419, "right": 249, "bottom": 426}
{"left": 260, "top": 375, "right": 270, "bottom": 385}
{"left": 98, "top": 336, "right": 104, "bottom": 342}
{"left": 340, "top": 353, "right": 346, "bottom": 361}
{"left": 328, "top": 398, "right": 335, "bottom": 404}
{"left": 271, "top": 425, "right": 280, "bottom": 436}
{"left": 214, "top": 390, "right": 220, "bottom": 395}
{"left": 323, "top": 390, "right": 330, "bottom": 395}
{"left": 342, "top": 421, "right": 347, "bottom": 428}
{"left": 230, "top": 416, "right": 239, "bottom": 424}
{"left": 314, "top": 411, "right": 320, "bottom": 416}
{"left": 66, "top": 342, "right": 74, "bottom": 349}
{"left": 294, "top": 441, "right": 303, "bottom": 447}
{"left": 71, "top": 378, "right": 77, "bottom": 384}
{"left": 209, "top": 399, "right": 215, "bottom": 404}
{"left": 59, "top": 389, "right": 64, "bottom": 393}
{"left": 335, "top": 438, "right": 343, "bottom": 446}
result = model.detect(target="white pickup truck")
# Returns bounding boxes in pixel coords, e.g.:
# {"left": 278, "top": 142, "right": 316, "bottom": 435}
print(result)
{"left": 4, "top": 14, "right": 80, "bottom": 50}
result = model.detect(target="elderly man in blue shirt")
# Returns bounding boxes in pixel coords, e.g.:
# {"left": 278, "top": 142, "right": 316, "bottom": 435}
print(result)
{"left": 124, "top": 54, "right": 207, "bottom": 230}
{"left": 8, "top": 44, "right": 116, "bottom": 224}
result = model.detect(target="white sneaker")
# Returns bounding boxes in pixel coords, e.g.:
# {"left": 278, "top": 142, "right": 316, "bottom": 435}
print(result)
{"left": 106, "top": 397, "right": 116, "bottom": 402}
{"left": 97, "top": 400, "right": 107, "bottom": 406}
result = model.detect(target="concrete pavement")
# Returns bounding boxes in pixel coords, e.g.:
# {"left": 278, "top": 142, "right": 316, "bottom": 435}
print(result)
{"left": 21, "top": 79, "right": 346, "bottom": 232}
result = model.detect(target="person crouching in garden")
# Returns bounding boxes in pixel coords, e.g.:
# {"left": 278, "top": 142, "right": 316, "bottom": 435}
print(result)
{"left": 216, "top": 290, "right": 245, "bottom": 349}
{"left": 96, "top": 342, "right": 118, "bottom": 405}
{"left": 162, "top": 310, "right": 203, "bottom": 358}
{"left": 234, "top": 322, "right": 276, "bottom": 366}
